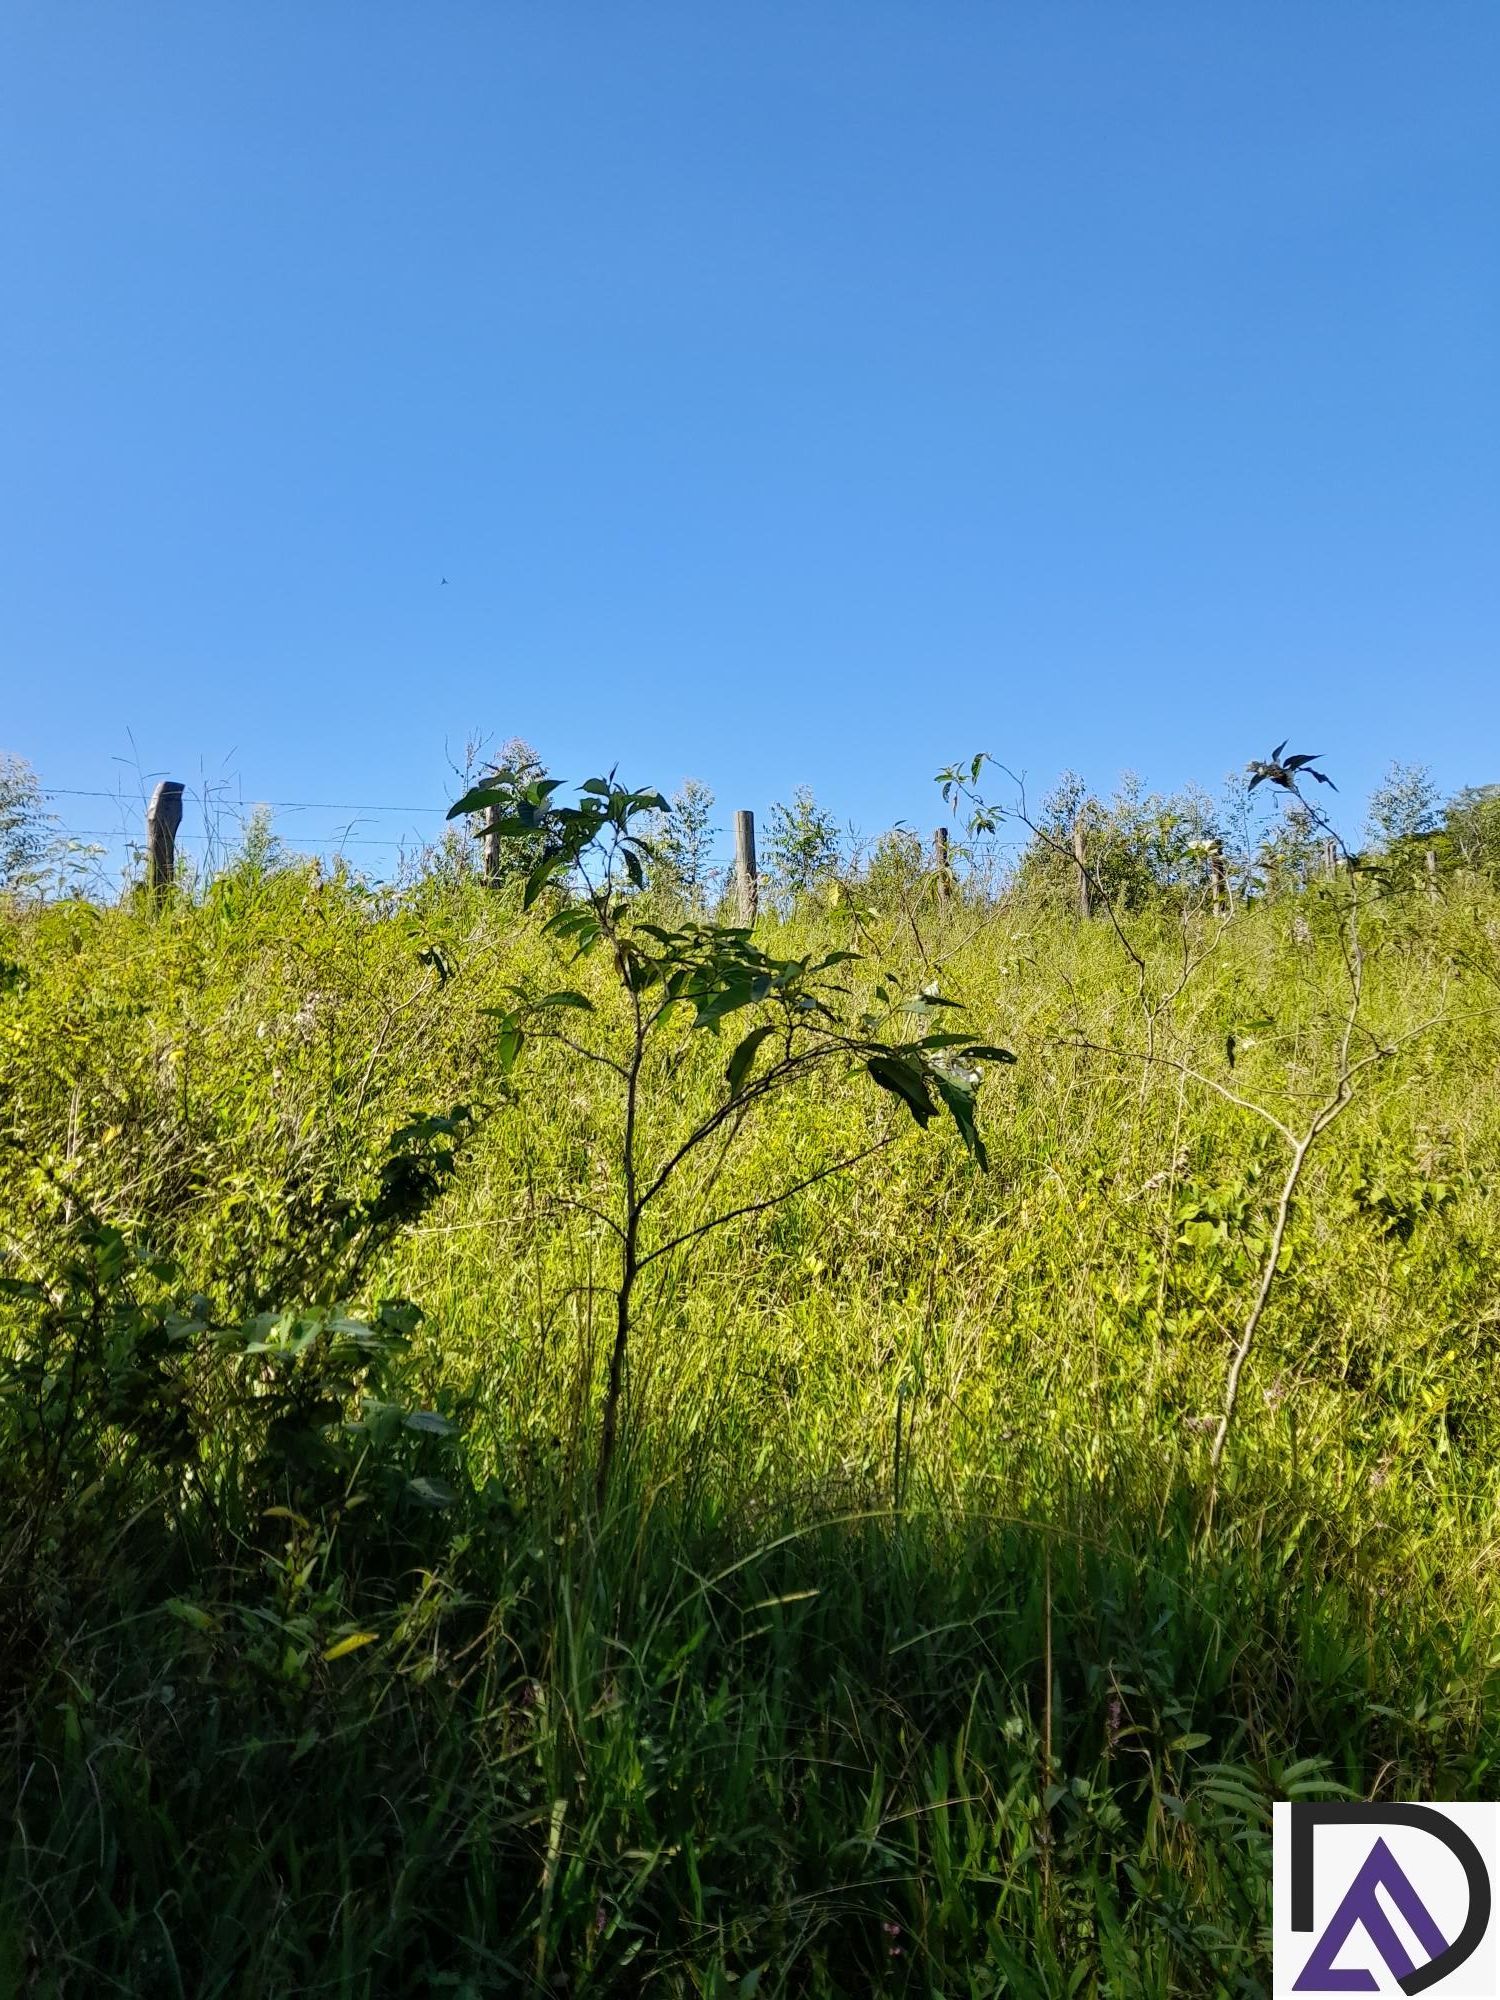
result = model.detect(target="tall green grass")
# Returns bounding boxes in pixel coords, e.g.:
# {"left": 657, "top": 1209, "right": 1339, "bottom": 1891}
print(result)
{"left": 3, "top": 860, "right": 1499, "bottom": 1994}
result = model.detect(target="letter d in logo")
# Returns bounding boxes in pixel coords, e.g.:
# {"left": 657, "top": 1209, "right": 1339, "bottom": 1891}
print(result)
{"left": 1274, "top": 1802, "right": 1498, "bottom": 1996}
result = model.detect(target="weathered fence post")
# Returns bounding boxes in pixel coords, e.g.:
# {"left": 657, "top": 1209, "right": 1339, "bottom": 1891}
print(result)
{"left": 482, "top": 797, "right": 502, "bottom": 883}
{"left": 1425, "top": 847, "right": 1439, "bottom": 897}
{"left": 933, "top": 825, "right": 951, "bottom": 905}
{"left": 145, "top": 781, "right": 184, "bottom": 904}
{"left": 1072, "top": 815, "right": 1092, "bottom": 920}
{"left": 1207, "top": 837, "right": 1230, "bottom": 918}
{"left": 1322, "top": 837, "right": 1338, "bottom": 880}
{"left": 735, "top": 810, "right": 758, "bottom": 926}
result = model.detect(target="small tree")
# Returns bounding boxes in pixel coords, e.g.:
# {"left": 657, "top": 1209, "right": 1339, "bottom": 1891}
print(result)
{"left": 648, "top": 778, "right": 719, "bottom": 911}
{"left": 465, "top": 736, "right": 548, "bottom": 887}
{"left": 1366, "top": 761, "right": 1441, "bottom": 853}
{"left": 1017, "top": 771, "right": 1222, "bottom": 913}
{"left": 860, "top": 828, "right": 928, "bottom": 912}
{"left": 1255, "top": 799, "right": 1324, "bottom": 897}
{"left": 1444, "top": 785, "right": 1500, "bottom": 876}
{"left": 0, "top": 756, "right": 48, "bottom": 892}
{"left": 1217, "top": 768, "right": 1272, "bottom": 904}
{"left": 235, "top": 805, "right": 286, "bottom": 879}
{"left": 447, "top": 767, "right": 1013, "bottom": 1501}
{"left": 764, "top": 785, "right": 841, "bottom": 909}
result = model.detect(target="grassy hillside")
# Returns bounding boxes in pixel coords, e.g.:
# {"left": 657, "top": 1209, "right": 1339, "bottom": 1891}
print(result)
{"left": 3, "top": 849, "right": 1499, "bottom": 1995}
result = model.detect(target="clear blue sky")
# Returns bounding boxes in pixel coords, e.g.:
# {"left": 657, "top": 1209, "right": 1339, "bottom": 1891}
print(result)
{"left": 3, "top": 3, "right": 1496, "bottom": 867}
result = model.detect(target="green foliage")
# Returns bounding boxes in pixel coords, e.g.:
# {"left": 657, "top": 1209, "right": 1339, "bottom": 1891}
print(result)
{"left": 1446, "top": 783, "right": 1500, "bottom": 876}
{"left": 231, "top": 801, "right": 287, "bottom": 879}
{"left": 449, "top": 768, "right": 1010, "bottom": 1497}
{"left": 458, "top": 734, "right": 548, "bottom": 887}
{"left": 0, "top": 754, "right": 48, "bottom": 890}
{"left": 645, "top": 775, "right": 720, "bottom": 910}
{"left": 764, "top": 783, "right": 842, "bottom": 908}
{"left": 5, "top": 789, "right": 1500, "bottom": 1993}
{"left": 1367, "top": 759, "right": 1441, "bottom": 851}
{"left": 997, "top": 768, "right": 1223, "bottom": 913}
{"left": 0, "top": 1102, "right": 475, "bottom": 1603}
{"left": 0, "top": 753, "right": 110, "bottom": 901}
{"left": 857, "top": 826, "right": 934, "bottom": 912}
{"left": 1255, "top": 797, "right": 1325, "bottom": 896}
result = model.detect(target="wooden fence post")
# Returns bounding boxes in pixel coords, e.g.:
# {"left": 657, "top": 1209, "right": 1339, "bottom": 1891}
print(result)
{"left": 933, "top": 825, "right": 951, "bottom": 905}
{"left": 1322, "top": 837, "right": 1338, "bottom": 880}
{"left": 735, "top": 810, "right": 758, "bottom": 926}
{"left": 1072, "top": 815, "right": 1092, "bottom": 920}
{"left": 1424, "top": 847, "right": 1438, "bottom": 897}
{"left": 1207, "top": 838, "right": 1230, "bottom": 918}
{"left": 145, "top": 781, "right": 184, "bottom": 904}
{"left": 482, "top": 798, "right": 502, "bottom": 883}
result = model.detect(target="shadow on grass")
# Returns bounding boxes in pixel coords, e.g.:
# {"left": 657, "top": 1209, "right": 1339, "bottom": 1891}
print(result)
{"left": 3, "top": 1457, "right": 1494, "bottom": 1998}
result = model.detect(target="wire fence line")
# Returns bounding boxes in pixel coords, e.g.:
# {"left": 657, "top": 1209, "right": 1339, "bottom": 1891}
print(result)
{"left": 52, "top": 824, "right": 743, "bottom": 864}
{"left": 31, "top": 784, "right": 754, "bottom": 893}
{"left": 27, "top": 773, "right": 1001, "bottom": 912}
{"left": 40, "top": 787, "right": 449, "bottom": 814}
{"left": 52, "top": 828, "right": 431, "bottom": 850}
{"left": 24, "top": 786, "right": 485, "bottom": 893}
{"left": 40, "top": 788, "right": 451, "bottom": 855}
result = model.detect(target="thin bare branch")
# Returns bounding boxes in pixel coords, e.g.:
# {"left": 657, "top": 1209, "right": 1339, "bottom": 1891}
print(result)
{"left": 638, "top": 1138, "right": 894, "bottom": 1269}
{"left": 1040, "top": 1033, "right": 1298, "bottom": 1144}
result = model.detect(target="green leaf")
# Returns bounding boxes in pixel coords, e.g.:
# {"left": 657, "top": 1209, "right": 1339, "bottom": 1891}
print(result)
{"left": 866, "top": 1054, "right": 935, "bottom": 1128}
{"left": 377, "top": 1299, "right": 423, "bottom": 1336}
{"left": 322, "top": 1631, "right": 380, "bottom": 1662}
{"left": 326, "top": 1314, "right": 380, "bottom": 1342}
{"left": 535, "top": 990, "right": 594, "bottom": 1013}
{"left": 403, "top": 1410, "right": 458, "bottom": 1437}
{"left": 406, "top": 1476, "right": 458, "bottom": 1509}
{"left": 446, "top": 784, "right": 507, "bottom": 820}
{"left": 165, "top": 1598, "right": 219, "bottom": 1633}
{"left": 522, "top": 857, "right": 560, "bottom": 911}
{"left": 693, "top": 975, "right": 773, "bottom": 1027}
{"left": 961, "top": 1044, "right": 1016, "bottom": 1064}
{"left": 544, "top": 907, "right": 601, "bottom": 949}
{"left": 478, "top": 812, "right": 542, "bottom": 841}
{"left": 617, "top": 943, "right": 661, "bottom": 992}
{"left": 726, "top": 1024, "right": 775, "bottom": 1097}
{"left": 928, "top": 1066, "right": 989, "bottom": 1169}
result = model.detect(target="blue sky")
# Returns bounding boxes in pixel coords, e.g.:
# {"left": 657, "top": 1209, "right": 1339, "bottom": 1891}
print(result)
{"left": 3, "top": 3, "right": 1496, "bottom": 870}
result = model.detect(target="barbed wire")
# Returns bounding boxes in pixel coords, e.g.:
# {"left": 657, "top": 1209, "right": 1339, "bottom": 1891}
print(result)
{"left": 41, "top": 787, "right": 448, "bottom": 814}
{"left": 39, "top": 793, "right": 748, "bottom": 868}
{"left": 53, "top": 827, "right": 427, "bottom": 849}
{"left": 34, "top": 778, "right": 995, "bottom": 887}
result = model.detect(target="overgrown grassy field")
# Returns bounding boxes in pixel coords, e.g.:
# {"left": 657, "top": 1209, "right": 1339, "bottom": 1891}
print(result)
{"left": 4, "top": 851, "right": 1500, "bottom": 1995}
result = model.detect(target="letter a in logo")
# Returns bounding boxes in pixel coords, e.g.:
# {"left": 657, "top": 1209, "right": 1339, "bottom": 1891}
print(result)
{"left": 1294, "top": 1837, "right": 1450, "bottom": 1989}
